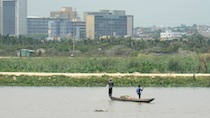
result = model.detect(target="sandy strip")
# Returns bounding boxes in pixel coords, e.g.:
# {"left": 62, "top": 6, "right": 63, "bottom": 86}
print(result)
{"left": 0, "top": 72, "right": 210, "bottom": 77}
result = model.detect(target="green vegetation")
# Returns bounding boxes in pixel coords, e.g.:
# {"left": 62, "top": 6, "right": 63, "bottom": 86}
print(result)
{"left": 0, "top": 33, "right": 210, "bottom": 56}
{"left": 0, "top": 54, "right": 210, "bottom": 73}
{"left": 1, "top": 33, "right": 210, "bottom": 87}
{"left": 0, "top": 75, "right": 209, "bottom": 87}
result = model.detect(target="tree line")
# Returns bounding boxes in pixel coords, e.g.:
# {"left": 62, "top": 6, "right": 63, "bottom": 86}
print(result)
{"left": 0, "top": 33, "right": 210, "bottom": 56}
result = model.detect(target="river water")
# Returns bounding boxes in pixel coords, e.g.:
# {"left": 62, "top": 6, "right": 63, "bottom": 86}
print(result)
{"left": 0, "top": 87, "right": 209, "bottom": 118}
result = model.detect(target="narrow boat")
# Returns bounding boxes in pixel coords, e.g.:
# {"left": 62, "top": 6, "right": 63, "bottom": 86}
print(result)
{"left": 108, "top": 80, "right": 154, "bottom": 103}
{"left": 109, "top": 95, "right": 155, "bottom": 103}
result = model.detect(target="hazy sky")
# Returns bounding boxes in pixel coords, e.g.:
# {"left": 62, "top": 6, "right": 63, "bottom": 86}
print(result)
{"left": 28, "top": 0, "right": 210, "bottom": 27}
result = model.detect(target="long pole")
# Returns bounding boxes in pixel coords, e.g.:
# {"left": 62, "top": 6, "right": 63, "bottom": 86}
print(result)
{"left": 71, "top": 8, "right": 76, "bottom": 57}
{"left": 72, "top": 27, "right": 75, "bottom": 56}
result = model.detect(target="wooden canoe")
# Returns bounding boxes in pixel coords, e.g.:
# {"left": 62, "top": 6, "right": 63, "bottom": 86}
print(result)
{"left": 109, "top": 96, "right": 155, "bottom": 103}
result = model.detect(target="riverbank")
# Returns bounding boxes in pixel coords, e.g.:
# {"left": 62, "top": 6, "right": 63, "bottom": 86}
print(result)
{"left": 0, "top": 74, "right": 209, "bottom": 87}
{"left": 1, "top": 72, "right": 210, "bottom": 77}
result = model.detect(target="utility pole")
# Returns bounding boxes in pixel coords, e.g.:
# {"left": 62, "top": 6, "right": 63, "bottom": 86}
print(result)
{"left": 71, "top": 8, "right": 76, "bottom": 57}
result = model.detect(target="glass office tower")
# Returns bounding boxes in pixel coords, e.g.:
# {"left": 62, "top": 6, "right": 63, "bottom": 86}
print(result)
{"left": 0, "top": 0, "right": 27, "bottom": 35}
{"left": 85, "top": 10, "right": 133, "bottom": 39}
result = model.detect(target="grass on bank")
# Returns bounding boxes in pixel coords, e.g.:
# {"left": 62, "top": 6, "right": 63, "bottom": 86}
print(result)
{"left": 0, "top": 54, "right": 204, "bottom": 73}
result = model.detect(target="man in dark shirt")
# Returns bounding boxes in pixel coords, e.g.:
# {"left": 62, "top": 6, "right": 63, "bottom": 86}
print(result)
{"left": 108, "top": 79, "right": 114, "bottom": 96}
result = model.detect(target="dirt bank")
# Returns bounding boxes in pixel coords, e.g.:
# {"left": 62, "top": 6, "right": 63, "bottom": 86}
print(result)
{"left": 0, "top": 72, "right": 209, "bottom": 77}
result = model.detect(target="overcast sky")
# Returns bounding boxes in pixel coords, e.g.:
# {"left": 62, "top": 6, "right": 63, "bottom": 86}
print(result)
{"left": 28, "top": 0, "right": 210, "bottom": 27}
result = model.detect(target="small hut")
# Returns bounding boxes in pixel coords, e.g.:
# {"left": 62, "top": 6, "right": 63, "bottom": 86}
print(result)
{"left": 17, "top": 49, "right": 35, "bottom": 57}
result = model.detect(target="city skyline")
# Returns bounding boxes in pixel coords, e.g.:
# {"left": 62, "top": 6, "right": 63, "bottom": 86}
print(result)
{"left": 28, "top": 0, "right": 210, "bottom": 27}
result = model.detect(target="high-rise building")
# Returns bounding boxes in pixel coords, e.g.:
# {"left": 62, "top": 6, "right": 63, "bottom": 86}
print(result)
{"left": 50, "top": 7, "right": 80, "bottom": 22}
{"left": 0, "top": 0, "right": 27, "bottom": 35}
{"left": 28, "top": 16, "right": 72, "bottom": 39}
{"left": 85, "top": 10, "right": 133, "bottom": 39}
{"left": 27, "top": 16, "right": 85, "bottom": 40}
{"left": 27, "top": 16, "right": 62, "bottom": 36}
{"left": 48, "top": 19, "right": 72, "bottom": 38}
{"left": 50, "top": 7, "right": 85, "bottom": 39}
{"left": 72, "top": 21, "right": 86, "bottom": 39}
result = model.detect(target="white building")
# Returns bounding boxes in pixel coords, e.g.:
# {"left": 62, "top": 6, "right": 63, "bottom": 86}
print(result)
{"left": 0, "top": 0, "right": 27, "bottom": 35}
{"left": 160, "top": 31, "right": 186, "bottom": 40}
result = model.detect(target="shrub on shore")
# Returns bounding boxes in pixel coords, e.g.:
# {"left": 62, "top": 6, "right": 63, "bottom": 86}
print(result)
{"left": 0, "top": 75, "right": 209, "bottom": 87}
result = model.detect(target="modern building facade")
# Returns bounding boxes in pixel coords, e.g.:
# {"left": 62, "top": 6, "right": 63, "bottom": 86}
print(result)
{"left": 0, "top": 0, "right": 27, "bottom": 35}
{"left": 48, "top": 20, "right": 72, "bottom": 38}
{"left": 50, "top": 7, "right": 86, "bottom": 39}
{"left": 27, "top": 16, "right": 62, "bottom": 35}
{"left": 85, "top": 10, "right": 133, "bottom": 39}
{"left": 28, "top": 16, "right": 72, "bottom": 39}
{"left": 50, "top": 7, "right": 80, "bottom": 22}
{"left": 28, "top": 16, "right": 85, "bottom": 40}
{"left": 72, "top": 21, "right": 86, "bottom": 39}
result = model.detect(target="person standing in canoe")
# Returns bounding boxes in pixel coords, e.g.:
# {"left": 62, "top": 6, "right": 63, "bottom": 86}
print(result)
{"left": 108, "top": 79, "right": 114, "bottom": 96}
{"left": 136, "top": 85, "right": 144, "bottom": 99}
